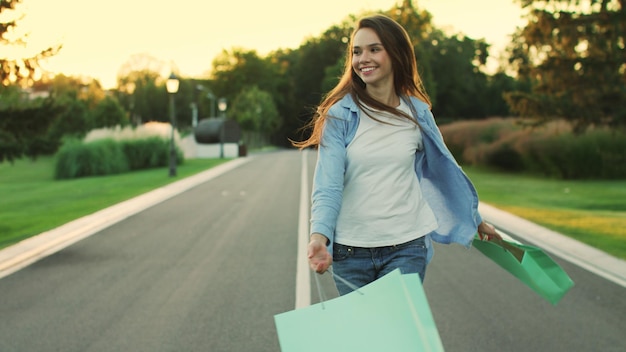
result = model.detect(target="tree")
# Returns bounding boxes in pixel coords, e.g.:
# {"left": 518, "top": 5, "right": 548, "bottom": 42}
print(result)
{"left": 48, "top": 94, "right": 90, "bottom": 141}
{"left": 210, "top": 48, "right": 293, "bottom": 145}
{"left": 91, "top": 96, "right": 128, "bottom": 129}
{"left": 230, "top": 85, "right": 280, "bottom": 133}
{"left": 116, "top": 54, "right": 168, "bottom": 124}
{"left": 1, "top": 0, "right": 62, "bottom": 162}
{"left": 505, "top": 0, "right": 626, "bottom": 132}
{"left": 484, "top": 72, "right": 523, "bottom": 117}
{"left": 46, "top": 74, "right": 106, "bottom": 109}
{"left": 0, "top": 73, "right": 110, "bottom": 162}
{"left": 385, "top": 0, "right": 438, "bottom": 102}
{"left": 266, "top": 48, "right": 302, "bottom": 147}
{"left": 425, "top": 30, "right": 491, "bottom": 118}
{"left": 210, "top": 49, "right": 281, "bottom": 103}
{"left": 291, "top": 23, "right": 353, "bottom": 111}
{"left": 0, "top": 87, "right": 60, "bottom": 162}
{"left": 1, "top": 0, "right": 60, "bottom": 86}
{"left": 230, "top": 85, "right": 281, "bottom": 148}
{"left": 287, "top": 21, "right": 354, "bottom": 144}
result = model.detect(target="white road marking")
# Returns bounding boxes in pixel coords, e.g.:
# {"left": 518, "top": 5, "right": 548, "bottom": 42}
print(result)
{"left": 295, "top": 149, "right": 311, "bottom": 308}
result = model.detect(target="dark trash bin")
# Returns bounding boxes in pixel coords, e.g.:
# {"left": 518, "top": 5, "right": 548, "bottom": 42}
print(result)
{"left": 238, "top": 144, "right": 247, "bottom": 157}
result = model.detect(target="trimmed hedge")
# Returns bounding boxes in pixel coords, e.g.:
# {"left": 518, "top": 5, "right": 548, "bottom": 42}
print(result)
{"left": 55, "top": 137, "right": 184, "bottom": 179}
{"left": 121, "top": 137, "right": 173, "bottom": 170}
{"left": 440, "top": 118, "right": 626, "bottom": 179}
{"left": 55, "top": 139, "right": 128, "bottom": 179}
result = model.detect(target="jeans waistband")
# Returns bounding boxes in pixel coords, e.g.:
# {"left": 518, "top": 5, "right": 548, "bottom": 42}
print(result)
{"left": 334, "top": 236, "right": 425, "bottom": 252}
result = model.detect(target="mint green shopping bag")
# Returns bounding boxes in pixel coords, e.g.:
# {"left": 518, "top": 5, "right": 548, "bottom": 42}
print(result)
{"left": 472, "top": 237, "right": 574, "bottom": 305}
{"left": 274, "top": 269, "right": 444, "bottom": 352}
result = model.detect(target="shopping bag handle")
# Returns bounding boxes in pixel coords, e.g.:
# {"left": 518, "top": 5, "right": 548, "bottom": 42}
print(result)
{"left": 330, "top": 268, "right": 364, "bottom": 294}
{"left": 314, "top": 268, "right": 364, "bottom": 309}
{"left": 478, "top": 234, "right": 525, "bottom": 263}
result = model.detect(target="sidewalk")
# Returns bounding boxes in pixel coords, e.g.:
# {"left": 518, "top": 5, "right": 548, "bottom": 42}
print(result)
{"left": 1, "top": 156, "right": 625, "bottom": 288}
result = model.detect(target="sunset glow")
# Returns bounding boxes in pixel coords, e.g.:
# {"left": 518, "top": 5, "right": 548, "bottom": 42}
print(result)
{"left": 11, "top": 0, "right": 525, "bottom": 89}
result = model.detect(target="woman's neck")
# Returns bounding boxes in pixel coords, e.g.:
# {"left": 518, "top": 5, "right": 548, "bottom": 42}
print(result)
{"left": 366, "top": 85, "right": 400, "bottom": 107}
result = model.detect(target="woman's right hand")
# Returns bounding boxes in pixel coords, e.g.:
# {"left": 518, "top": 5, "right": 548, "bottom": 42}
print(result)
{"left": 308, "top": 233, "right": 332, "bottom": 274}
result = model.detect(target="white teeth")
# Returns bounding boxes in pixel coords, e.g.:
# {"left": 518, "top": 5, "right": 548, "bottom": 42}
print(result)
{"left": 361, "top": 67, "right": 375, "bottom": 72}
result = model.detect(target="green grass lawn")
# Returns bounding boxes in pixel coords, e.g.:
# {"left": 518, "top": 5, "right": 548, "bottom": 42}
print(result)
{"left": 2, "top": 157, "right": 625, "bottom": 260}
{"left": 0, "top": 157, "right": 228, "bottom": 248}
{"left": 464, "top": 166, "right": 626, "bottom": 260}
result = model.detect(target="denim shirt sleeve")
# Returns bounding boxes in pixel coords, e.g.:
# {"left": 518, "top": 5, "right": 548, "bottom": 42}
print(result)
{"left": 309, "top": 105, "right": 352, "bottom": 247}
{"left": 409, "top": 97, "right": 483, "bottom": 252}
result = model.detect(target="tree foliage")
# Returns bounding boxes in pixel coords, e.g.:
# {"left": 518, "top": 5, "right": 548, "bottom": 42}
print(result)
{"left": 48, "top": 95, "right": 90, "bottom": 141}
{"left": 92, "top": 96, "right": 128, "bottom": 129}
{"left": 211, "top": 49, "right": 281, "bottom": 104}
{"left": 1, "top": 0, "right": 63, "bottom": 162}
{"left": 230, "top": 85, "right": 281, "bottom": 134}
{"left": 0, "top": 88, "right": 60, "bottom": 162}
{"left": 210, "top": 48, "right": 296, "bottom": 144}
{"left": 506, "top": 0, "right": 626, "bottom": 132}
{"left": 425, "top": 30, "right": 491, "bottom": 118}
{"left": 0, "top": 74, "right": 114, "bottom": 162}
{"left": 115, "top": 54, "right": 169, "bottom": 124}
{"left": 0, "top": 0, "right": 60, "bottom": 86}
{"left": 10, "top": 0, "right": 598, "bottom": 161}
{"left": 385, "top": 0, "right": 438, "bottom": 102}
{"left": 204, "top": 0, "right": 517, "bottom": 146}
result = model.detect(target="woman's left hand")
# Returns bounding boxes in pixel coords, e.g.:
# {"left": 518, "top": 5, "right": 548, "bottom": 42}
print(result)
{"left": 478, "top": 221, "right": 501, "bottom": 241}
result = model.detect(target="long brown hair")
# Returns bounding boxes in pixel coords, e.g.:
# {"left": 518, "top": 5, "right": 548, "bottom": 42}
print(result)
{"left": 292, "top": 14, "right": 431, "bottom": 149}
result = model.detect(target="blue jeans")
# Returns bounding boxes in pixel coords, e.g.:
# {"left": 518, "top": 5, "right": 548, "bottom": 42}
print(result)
{"left": 331, "top": 236, "right": 428, "bottom": 296}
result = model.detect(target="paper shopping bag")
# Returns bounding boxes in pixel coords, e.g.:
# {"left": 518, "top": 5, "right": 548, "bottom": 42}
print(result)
{"left": 472, "top": 237, "right": 574, "bottom": 305}
{"left": 274, "top": 269, "right": 444, "bottom": 352}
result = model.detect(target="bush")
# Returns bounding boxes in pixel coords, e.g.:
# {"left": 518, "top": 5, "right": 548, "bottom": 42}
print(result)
{"left": 440, "top": 118, "right": 626, "bottom": 179}
{"left": 121, "top": 137, "right": 171, "bottom": 170}
{"left": 55, "top": 138, "right": 128, "bottom": 179}
{"left": 483, "top": 135, "right": 525, "bottom": 172}
{"left": 519, "top": 130, "right": 626, "bottom": 179}
{"left": 54, "top": 137, "right": 184, "bottom": 179}
{"left": 439, "top": 118, "right": 521, "bottom": 167}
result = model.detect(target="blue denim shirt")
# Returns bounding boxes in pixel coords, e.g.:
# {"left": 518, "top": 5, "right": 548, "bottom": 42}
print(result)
{"left": 310, "top": 94, "right": 483, "bottom": 262}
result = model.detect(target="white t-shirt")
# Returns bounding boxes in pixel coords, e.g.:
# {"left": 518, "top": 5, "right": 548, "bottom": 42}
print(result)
{"left": 335, "top": 99, "right": 438, "bottom": 247}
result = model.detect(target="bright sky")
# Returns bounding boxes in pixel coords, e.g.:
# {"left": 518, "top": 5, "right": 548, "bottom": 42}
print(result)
{"left": 14, "top": 0, "right": 526, "bottom": 89}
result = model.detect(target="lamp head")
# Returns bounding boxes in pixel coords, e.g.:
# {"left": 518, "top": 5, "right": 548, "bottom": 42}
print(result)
{"left": 218, "top": 97, "right": 228, "bottom": 112}
{"left": 166, "top": 73, "right": 179, "bottom": 94}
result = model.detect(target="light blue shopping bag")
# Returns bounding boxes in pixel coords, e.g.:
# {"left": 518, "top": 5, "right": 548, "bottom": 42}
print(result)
{"left": 274, "top": 269, "right": 444, "bottom": 352}
{"left": 472, "top": 237, "right": 574, "bottom": 305}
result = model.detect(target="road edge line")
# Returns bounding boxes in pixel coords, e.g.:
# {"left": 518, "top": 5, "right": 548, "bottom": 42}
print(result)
{"left": 295, "top": 149, "right": 311, "bottom": 308}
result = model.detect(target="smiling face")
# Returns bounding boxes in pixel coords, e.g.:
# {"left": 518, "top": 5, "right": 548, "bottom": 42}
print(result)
{"left": 351, "top": 27, "right": 394, "bottom": 90}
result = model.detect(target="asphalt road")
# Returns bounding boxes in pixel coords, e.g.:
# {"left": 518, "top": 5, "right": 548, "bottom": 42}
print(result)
{"left": 0, "top": 150, "right": 624, "bottom": 351}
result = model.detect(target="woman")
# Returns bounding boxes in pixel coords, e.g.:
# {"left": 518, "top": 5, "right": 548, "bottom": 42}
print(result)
{"left": 293, "top": 14, "right": 499, "bottom": 295}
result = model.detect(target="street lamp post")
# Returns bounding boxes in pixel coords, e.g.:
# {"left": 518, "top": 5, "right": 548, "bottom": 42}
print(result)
{"left": 126, "top": 82, "right": 136, "bottom": 125}
{"left": 206, "top": 92, "right": 216, "bottom": 117}
{"left": 217, "top": 98, "right": 227, "bottom": 158}
{"left": 190, "top": 102, "right": 198, "bottom": 128}
{"left": 191, "top": 84, "right": 204, "bottom": 128}
{"left": 166, "top": 73, "right": 180, "bottom": 177}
